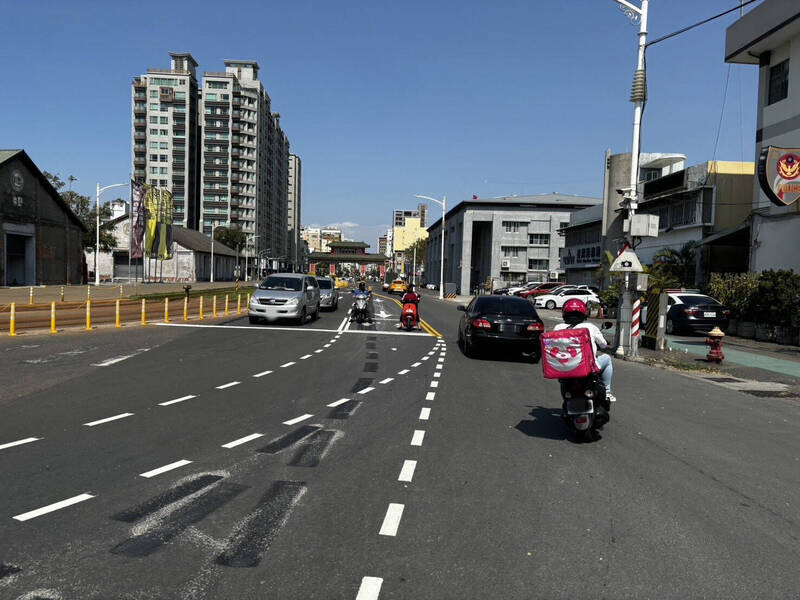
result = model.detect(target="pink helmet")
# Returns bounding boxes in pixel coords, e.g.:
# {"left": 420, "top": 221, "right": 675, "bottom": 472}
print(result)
{"left": 562, "top": 298, "right": 587, "bottom": 318}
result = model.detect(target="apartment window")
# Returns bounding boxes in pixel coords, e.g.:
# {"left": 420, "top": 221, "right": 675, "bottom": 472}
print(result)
{"left": 160, "top": 105, "right": 169, "bottom": 112}
{"left": 222, "top": 94, "right": 229, "bottom": 100}
{"left": 149, "top": 116, "right": 158, "bottom": 123}
{"left": 175, "top": 91, "right": 186, "bottom": 99}
{"left": 159, "top": 117, "right": 168, "bottom": 124}
{"left": 206, "top": 93, "right": 217, "bottom": 101}
{"left": 501, "top": 246, "right": 523, "bottom": 258}
{"left": 160, "top": 179, "right": 168, "bottom": 186}
{"left": 149, "top": 128, "right": 158, "bottom": 135}
{"left": 160, "top": 129, "right": 168, "bottom": 135}
{"left": 528, "top": 259, "right": 548, "bottom": 270}
{"left": 150, "top": 142, "right": 158, "bottom": 149}
{"left": 768, "top": 59, "right": 789, "bottom": 105}
{"left": 207, "top": 81, "right": 228, "bottom": 89}
{"left": 150, "top": 154, "right": 158, "bottom": 161}
{"left": 502, "top": 221, "right": 525, "bottom": 233}
{"left": 148, "top": 103, "right": 157, "bottom": 110}
{"left": 159, "top": 167, "right": 168, "bottom": 174}
{"left": 149, "top": 90, "right": 158, "bottom": 98}
{"left": 528, "top": 233, "right": 550, "bottom": 245}
{"left": 150, "top": 167, "right": 158, "bottom": 174}
{"left": 159, "top": 142, "right": 168, "bottom": 149}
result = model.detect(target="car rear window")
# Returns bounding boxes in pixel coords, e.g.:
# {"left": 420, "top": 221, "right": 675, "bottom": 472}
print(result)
{"left": 318, "top": 279, "right": 332, "bottom": 289}
{"left": 260, "top": 276, "right": 302, "bottom": 291}
{"left": 678, "top": 295, "right": 720, "bottom": 306}
{"left": 475, "top": 297, "right": 538, "bottom": 317}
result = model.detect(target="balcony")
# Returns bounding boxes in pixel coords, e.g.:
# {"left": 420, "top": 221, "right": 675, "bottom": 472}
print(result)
{"left": 133, "top": 144, "right": 146, "bottom": 151}
{"left": 134, "top": 157, "right": 146, "bottom": 166}
{"left": 134, "top": 132, "right": 146, "bottom": 141}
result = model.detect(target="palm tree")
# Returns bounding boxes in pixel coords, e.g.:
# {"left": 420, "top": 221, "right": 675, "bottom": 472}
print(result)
{"left": 651, "top": 241, "right": 698, "bottom": 288}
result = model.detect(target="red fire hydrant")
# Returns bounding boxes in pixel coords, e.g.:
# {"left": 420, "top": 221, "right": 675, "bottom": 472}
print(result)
{"left": 706, "top": 326, "right": 725, "bottom": 364}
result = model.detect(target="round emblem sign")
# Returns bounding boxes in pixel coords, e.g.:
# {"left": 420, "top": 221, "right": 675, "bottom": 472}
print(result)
{"left": 10, "top": 169, "right": 24, "bottom": 193}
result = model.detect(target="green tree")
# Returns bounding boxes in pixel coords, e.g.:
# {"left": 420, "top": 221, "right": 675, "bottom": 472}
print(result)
{"left": 403, "top": 238, "right": 427, "bottom": 268}
{"left": 213, "top": 225, "right": 247, "bottom": 253}
{"left": 43, "top": 171, "right": 117, "bottom": 251}
{"left": 651, "top": 241, "right": 698, "bottom": 288}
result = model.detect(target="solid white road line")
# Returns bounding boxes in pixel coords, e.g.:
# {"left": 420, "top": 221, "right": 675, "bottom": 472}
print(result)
{"left": 411, "top": 430, "right": 425, "bottom": 446}
{"left": 253, "top": 370, "right": 273, "bottom": 378}
{"left": 379, "top": 378, "right": 394, "bottom": 384}
{"left": 221, "top": 433, "right": 264, "bottom": 448}
{"left": 283, "top": 414, "right": 314, "bottom": 426}
{"left": 426, "top": 392, "right": 436, "bottom": 401}
{"left": 411, "top": 362, "right": 421, "bottom": 368}
{"left": 337, "top": 317, "right": 348, "bottom": 333}
{"left": 90, "top": 355, "right": 135, "bottom": 367}
{"left": 156, "top": 322, "right": 436, "bottom": 337}
{"left": 430, "top": 381, "right": 439, "bottom": 388}
{"left": 0, "top": 437, "right": 41, "bottom": 451}
{"left": 398, "top": 460, "right": 417, "bottom": 482}
{"left": 433, "top": 372, "right": 441, "bottom": 378}
{"left": 379, "top": 503, "right": 405, "bottom": 536}
{"left": 281, "top": 362, "right": 296, "bottom": 368}
{"left": 13, "top": 493, "right": 95, "bottom": 522}
{"left": 357, "top": 386, "right": 375, "bottom": 395}
{"left": 398, "top": 369, "right": 410, "bottom": 375}
{"left": 356, "top": 576, "right": 384, "bottom": 600}
{"left": 83, "top": 413, "right": 134, "bottom": 427}
{"left": 139, "top": 459, "right": 193, "bottom": 479}
{"left": 327, "top": 398, "right": 350, "bottom": 407}
{"left": 419, "top": 407, "right": 431, "bottom": 420}
{"left": 159, "top": 394, "right": 196, "bottom": 406}
{"left": 216, "top": 381, "right": 240, "bottom": 390}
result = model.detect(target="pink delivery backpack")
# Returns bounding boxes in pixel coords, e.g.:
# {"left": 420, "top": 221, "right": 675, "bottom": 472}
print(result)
{"left": 540, "top": 327, "right": 599, "bottom": 379}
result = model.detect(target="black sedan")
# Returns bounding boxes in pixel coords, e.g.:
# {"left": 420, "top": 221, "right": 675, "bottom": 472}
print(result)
{"left": 457, "top": 295, "right": 544, "bottom": 360}
{"left": 665, "top": 293, "right": 730, "bottom": 334}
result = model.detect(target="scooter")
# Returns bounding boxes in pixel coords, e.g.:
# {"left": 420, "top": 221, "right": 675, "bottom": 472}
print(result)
{"left": 559, "top": 322, "right": 614, "bottom": 441}
{"left": 401, "top": 301, "right": 419, "bottom": 331}
{"left": 351, "top": 290, "right": 371, "bottom": 324}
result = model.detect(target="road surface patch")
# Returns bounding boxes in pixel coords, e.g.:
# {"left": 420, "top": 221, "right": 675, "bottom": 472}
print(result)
{"left": 159, "top": 394, "right": 196, "bottom": 406}
{"left": 215, "top": 481, "right": 307, "bottom": 567}
{"left": 222, "top": 433, "right": 265, "bottom": 449}
{"left": 287, "top": 429, "right": 339, "bottom": 467}
{"left": 378, "top": 503, "right": 404, "bottom": 536}
{"left": 364, "top": 362, "right": 378, "bottom": 372}
{"left": 0, "top": 563, "right": 22, "bottom": 579}
{"left": 258, "top": 426, "right": 321, "bottom": 454}
{"left": 328, "top": 400, "right": 361, "bottom": 420}
{"left": 83, "top": 412, "right": 134, "bottom": 427}
{"left": 13, "top": 493, "right": 95, "bottom": 522}
{"left": 351, "top": 378, "right": 374, "bottom": 393}
{"left": 139, "top": 459, "right": 193, "bottom": 479}
{"left": 0, "top": 437, "right": 41, "bottom": 451}
{"left": 111, "top": 474, "right": 223, "bottom": 522}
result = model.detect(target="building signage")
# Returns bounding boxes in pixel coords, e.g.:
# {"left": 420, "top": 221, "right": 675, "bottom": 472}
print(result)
{"left": 758, "top": 146, "right": 800, "bottom": 207}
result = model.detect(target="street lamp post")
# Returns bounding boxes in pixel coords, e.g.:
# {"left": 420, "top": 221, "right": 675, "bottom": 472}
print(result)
{"left": 245, "top": 234, "right": 260, "bottom": 282}
{"left": 415, "top": 194, "right": 446, "bottom": 300}
{"left": 612, "top": 0, "right": 649, "bottom": 358}
{"left": 210, "top": 222, "right": 218, "bottom": 283}
{"left": 95, "top": 182, "right": 127, "bottom": 286}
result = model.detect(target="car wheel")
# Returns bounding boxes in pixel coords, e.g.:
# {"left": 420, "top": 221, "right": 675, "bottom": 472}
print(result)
{"left": 463, "top": 335, "right": 475, "bottom": 358}
{"left": 545, "top": 300, "right": 556, "bottom": 310}
{"left": 666, "top": 318, "right": 675, "bottom": 335}
{"left": 297, "top": 306, "right": 306, "bottom": 325}
{"left": 248, "top": 316, "right": 260, "bottom": 325}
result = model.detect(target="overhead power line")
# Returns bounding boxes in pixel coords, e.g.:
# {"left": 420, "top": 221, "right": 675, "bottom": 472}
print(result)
{"left": 646, "top": 0, "right": 760, "bottom": 48}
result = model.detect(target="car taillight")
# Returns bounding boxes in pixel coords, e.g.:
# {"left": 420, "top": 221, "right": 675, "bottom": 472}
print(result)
{"left": 682, "top": 307, "right": 699, "bottom": 316}
{"left": 526, "top": 322, "right": 544, "bottom": 332}
{"left": 471, "top": 318, "right": 492, "bottom": 329}
{"left": 722, "top": 309, "right": 731, "bottom": 317}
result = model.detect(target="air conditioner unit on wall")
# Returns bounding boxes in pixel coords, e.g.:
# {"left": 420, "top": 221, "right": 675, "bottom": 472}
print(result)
{"left": 501, "top": 260, "right": 510, "bottom": 269}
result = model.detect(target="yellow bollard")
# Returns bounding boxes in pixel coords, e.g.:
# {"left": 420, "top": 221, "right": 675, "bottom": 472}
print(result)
{"left": 164, "top": 297, "right": 169, "bottom": 323}
{"left": 29, "top": 287, "right": 34, "bottom": 305}
{"left": 60, "top": 286, "right": 65, "bottom": 302}
{"left": 86, "top": 300, "right": 92, "bottom": 331}
{"left": 237, "top": 294, "right": 241, "bottom": 314}
{"left": 213, "top": 295, "right": 218, "bottom": 317}
{"left": 141, "top": 299, "right": 147, "bottom": 326}
{"left": 115, "top": 299, "right": 121, "bottom": 328}
{"left": 9, "top": 302, "right": 16, "bottom": 336}
{"left": 225, "top": 294, "right": 229, "bottom": 316}
{"left": 199, "top": 296, "right": 205, "bottom": 320}
{"left": 183, "top": 296, "right": 188, "bottom": 322}
{"left": 51, "top": 301, "right": 57, "bottom": 334}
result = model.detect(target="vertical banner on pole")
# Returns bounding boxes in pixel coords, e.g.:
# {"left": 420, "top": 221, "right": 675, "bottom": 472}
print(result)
{"left": 380, "top": 264, "right": 386, "bottom": 279}
{"left": 130, "top": 181, "right": 146, "bottom": 281}
{"left": 329, "top": 263, "right": 335, "bottom": 276}
{"left": 309, "top": 263, "right": 316, "bottom": 275}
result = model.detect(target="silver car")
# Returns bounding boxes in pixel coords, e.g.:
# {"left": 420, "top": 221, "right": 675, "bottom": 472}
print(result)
{"left": 249, "top": 273, "right": 320, "bottom": 325}
{"left": 316, "top": 277, "right": 339, "bottom": 311}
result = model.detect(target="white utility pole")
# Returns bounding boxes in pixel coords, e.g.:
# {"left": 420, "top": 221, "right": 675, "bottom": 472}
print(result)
{"left": 245, "top": 234, "right": 260, "bottom": 282}
{"left": 415, "top": 194, "right": 446, "bottom": 300}
{"left": 95, "top": 182, "right": 127, "bottom": 286}
{"left": 210, "top": 222, "right": 217, "bottom": 283}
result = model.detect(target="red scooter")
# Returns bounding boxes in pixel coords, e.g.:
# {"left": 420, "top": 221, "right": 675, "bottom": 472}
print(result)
{"left": 401, "top": 301, "right": 419, "bottom": 331}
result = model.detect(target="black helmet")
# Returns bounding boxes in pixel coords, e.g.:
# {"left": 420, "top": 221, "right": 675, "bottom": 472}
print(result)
{"left": 407, "top": 283, "right": 415, "bottom": 292}
{"left": 358, "top": 281, "right": 366, "bottom": 291}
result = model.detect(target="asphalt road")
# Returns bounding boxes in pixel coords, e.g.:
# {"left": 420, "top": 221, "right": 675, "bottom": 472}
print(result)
{"left": 0, "top": 290, "right": 799, "bottom": 599}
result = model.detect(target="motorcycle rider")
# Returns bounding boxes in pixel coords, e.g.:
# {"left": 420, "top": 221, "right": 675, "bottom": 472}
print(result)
{"left": 398, "top": 283, "right": 421, "bottom": 328}
{"left": 553, "top": 299, "right": 615, "bottom": 402}
{"left": 351, "top": 280, "right": 373, "bottom": 323}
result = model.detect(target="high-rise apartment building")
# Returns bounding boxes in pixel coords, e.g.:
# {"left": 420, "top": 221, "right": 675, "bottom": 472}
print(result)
{"left": 131, "top": 53, "right": 200, "bottom": 228}
{"left": 378, "top": 236, "right": 388, "bottom": 257}
{"left": 300, "top": 226, "right": 342, "bottom": 253}
{"left": 393, "top": 203, "right": 428, "bottom": 228}
{"left": 133, "top": 53, "right": 291, "bottom": 274}
{"left": 287, "top": 154, "right": 302, "bottom": 269}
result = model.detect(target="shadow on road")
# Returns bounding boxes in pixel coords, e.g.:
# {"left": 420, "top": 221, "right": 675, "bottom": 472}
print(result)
{"left": 515, "top": 407, "right": 566, "bottom": 441}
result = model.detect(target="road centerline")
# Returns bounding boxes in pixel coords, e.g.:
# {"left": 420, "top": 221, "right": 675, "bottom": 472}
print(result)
{"left": 83, "top": 413, "right": 134, "bottom": 427}
{"left": 398, "top": 460, "right": 417, "bottom": 482}
{"left": 411, "top": 430, "right": 425, "bottom": 446}
{"left": 159, "top": 395, "right": 196, "bottom": 406}
{"left": 0, "top": 437, "right": 42, "bottom": 451}
{"left": 216, "top": 381, "right": 240, "bottom": 390}
{"left": 379, "top": 503, "right": 405, "bottom": 536}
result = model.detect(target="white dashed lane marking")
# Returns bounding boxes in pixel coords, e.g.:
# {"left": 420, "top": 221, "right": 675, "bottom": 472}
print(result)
{"left": 419, "top": 407, "right": 431, "bottom": 420}
{"left": 253, "top": 370, "right": 273, "bottom": 378}
{"left": 314, "top": 349, "right": 324, "bottom": 353}
{"left": 430, "top": 381, "right": 439, "bottom": 388}
{"left": 398, "top": 369, "right": 409, "bottom": 375}
{"left": 426, "top": 392, "right": 435, "bottom": 401}
{"left": 433, "top": 372, "right": 441, "bottom": 378}
{"left": 283, "top": 414, "right": 314, "bottom": 426}
{"left": 358, "top": 387, "right": 375, "bottom": 395}
{"left": 356, "top": 577, "right": 384, "bottom": 600}
{"left": 12, "top": 493, "right": 95, "bottom": 522}
{"left": 216, "top": 381, "right": 240, "bottom": 390}
{"left": 398, "top": 460, "right": 417, "bottom": 482}
{"left": 0, "top": 437, "right": 41, "bottom": 451}
{"left": 281, "top": 362, "right": 296, "bottom": 368}
{"left": 159, "top": 394, "right": 196, "bottom": 406}
{"left": 221, "top": 433, "right": 264, "bottom": 448}
{"left": 379, "top": 503, "right": 405, "bottom": 536}
{"left": 300, "top": 354, "right": 312, "bottom": 360}
{"left": 83, "top": 413, "right": 134, "bottom": 427}
{"left": 327, "top": 398, "right": 350, "bottom": 407}
{"left": 435, "top": 363, "right": 443, "bottom": 370}
{"left": 411, "top": 363, "right": 421, "bottom": 368}
{"left": 410, "top": 430, "right": 425, "bottom": 446}
{"left": 139, "top": 459, "right": 193, "bottom": 479}
{"left": 379, "top": 378, "right": 394, "bottom": 384}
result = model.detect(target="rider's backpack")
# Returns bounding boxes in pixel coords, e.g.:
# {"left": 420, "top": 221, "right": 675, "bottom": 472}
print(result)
{"left": 540, "top": 327, "right": 599, "bottom": 379}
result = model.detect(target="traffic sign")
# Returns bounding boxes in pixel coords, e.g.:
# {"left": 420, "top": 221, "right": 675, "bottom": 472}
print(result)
{"left": 609, "top": 246, "right": 643, "bottom": 273}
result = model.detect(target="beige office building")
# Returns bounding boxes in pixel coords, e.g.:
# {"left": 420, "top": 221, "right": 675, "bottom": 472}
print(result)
{"left": 288, "top": 154, "right": 302, "bottom": 270}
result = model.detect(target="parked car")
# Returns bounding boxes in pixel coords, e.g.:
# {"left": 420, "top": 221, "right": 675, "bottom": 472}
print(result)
{"left": 666, "top": 293, "right": 730, "bottom": 334}
{"left": 316, "top": 276, "right": 339, "bottom": 311}
{"left": 534, "top": 288, "right": 601, "bottom": 310}
{"left": 425, "top": 283, "right": 437, "bottom": 290}
{"left": 517, "top": 282, "right": 565, "bottom": 298}
{"left": 388, "top": 279, "right": 408, "bottom": 295}
{"left": 507, "top": 281, "right": 543, "bottom": 296}
{"left": 382, "top": 281, "right": 390, "bottom": 291}
{"left": 249, "top": 273, "right": 320, "bottom": 325}
{"left": 457, "top": 295, "right": 544, "bottom": 360}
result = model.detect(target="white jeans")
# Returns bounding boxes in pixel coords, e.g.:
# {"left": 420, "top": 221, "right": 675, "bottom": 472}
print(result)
{"left": 596, "top": 353, "right": 613, "bottom": 394}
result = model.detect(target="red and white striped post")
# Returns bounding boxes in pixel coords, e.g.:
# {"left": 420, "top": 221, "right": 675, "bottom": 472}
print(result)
{"left": 631, "top": 297, "right": 641, "bottom": 356}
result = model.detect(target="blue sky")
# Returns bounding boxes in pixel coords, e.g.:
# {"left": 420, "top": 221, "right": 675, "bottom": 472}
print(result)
{"left": 2, "top": 0, "right": 759, "bottom": 247}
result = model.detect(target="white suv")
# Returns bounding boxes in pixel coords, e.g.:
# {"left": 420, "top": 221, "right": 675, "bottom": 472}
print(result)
{"left": 249, "top": 273, "right": 320, "bottom": 325}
